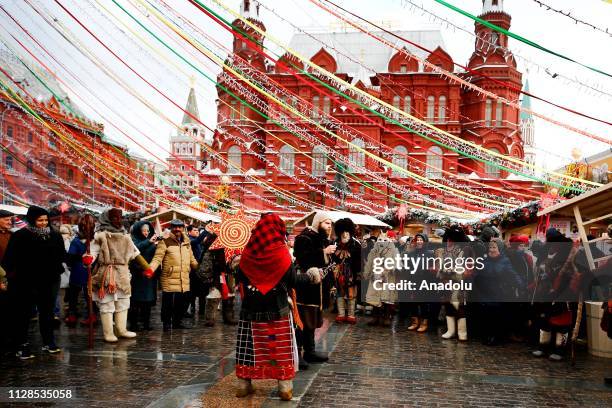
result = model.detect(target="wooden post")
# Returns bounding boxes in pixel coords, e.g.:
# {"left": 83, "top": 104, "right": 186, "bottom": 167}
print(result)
{"left": 573, "top": 204, "right": 596, "bottom": 271}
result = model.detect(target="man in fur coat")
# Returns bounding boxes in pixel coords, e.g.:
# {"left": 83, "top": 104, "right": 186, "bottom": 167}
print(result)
{"left": 89, "top": 209, "right": 153, "bottom": 343}
{"left": 293, "top": 211, "right": 336, "bottom": 368}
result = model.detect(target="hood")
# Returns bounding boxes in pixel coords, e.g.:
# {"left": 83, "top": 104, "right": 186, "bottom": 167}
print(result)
{"left": 131, "top": 220, "right": 155, "bottom": 241}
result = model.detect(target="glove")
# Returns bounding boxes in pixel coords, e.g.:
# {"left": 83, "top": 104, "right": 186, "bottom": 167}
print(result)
{"left": 82, "top": 254, "right": 94, "bottom": 266}
{"left": 143, "top": 268, "right": 155, "bottom": 279}
{"left": 306, "top": 267, "right": 322, "bottom": 284}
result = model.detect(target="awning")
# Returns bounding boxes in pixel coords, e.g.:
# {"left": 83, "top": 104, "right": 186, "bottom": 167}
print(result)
{"left": 293, "top": 210, "right": 391, "bottom": 228}
{"left": 141, "top": 208, "right": 221, "bottom": 226}
{"left": 0, "top": 204, "right": 28, "bottom": 215}
{"left": 537, "top": 182, "right": 612, "bottom": 270}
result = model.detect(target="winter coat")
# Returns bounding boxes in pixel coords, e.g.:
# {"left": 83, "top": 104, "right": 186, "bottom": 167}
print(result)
{"left": 0, "top": 229, "right": 11, "bottom": 263}
{"left": 130, "top": 221, "right": 159, "bottom": 302}
{"left": 364, "top": 235, "right": 399, "bottom": 306}
{"left": 67, "top": 237, "right": 89, "bottom": 286}
{"left": 2, "top": 227, "right": 66, "bottom": 289}
{"left": 331, "top": 236, "right": 362, "bottom": 290}
{"left": 149, "top": 232, "right": 198, "bottom": 293}
{"left": 91, "top": 230, "right": 140, "bottom": 296}
{"left": 237, "top": 264, "right": 311, "bottom": 321}
{"left": 189, "top": 230, "right": 213, "bottom": 262}
{"left": 435, "top": 244, "right": 472, "bottom": 304}
{"left": 294, "top": 227, "right": 331, "bottom": 307}
{"left": 473, "top": 254, "right": 524, "bottom": 302}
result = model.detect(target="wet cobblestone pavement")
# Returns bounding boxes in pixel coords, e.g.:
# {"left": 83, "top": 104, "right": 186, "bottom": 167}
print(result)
{"left": 0, "top": 304, "right": 610, "bottom": 407}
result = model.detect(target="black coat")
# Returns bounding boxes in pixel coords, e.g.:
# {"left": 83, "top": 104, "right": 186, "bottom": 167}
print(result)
{"left": 237, "top": 264, "right": 311, "bottom": 321}
{"left": 2, "top": 227, "right": 66, "bottom": 289}
{"left": 294, "top": 227, "right": 330, "bottom": 306}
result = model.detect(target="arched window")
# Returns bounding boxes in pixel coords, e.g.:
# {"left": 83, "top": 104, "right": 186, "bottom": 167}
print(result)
{"left": 47, "top": 161, "right": 56, "bottom": 177}
{"left": 322, "top": 96, "right": 331, "bottom": 115}
{"left": 348, "top": 138, "right": 365, "bottom": 172}
{"left": 404, "top": 96, "right": 411, "bottom": 114}
{"left": 438, "top": 96, "right": 446, "bottom": 122}
{"left": 495, "top": 101, "right": 502, "bottom": 127}
{"left": 312, "top": 145, "right": 327, "bottom": 177}
{"left": 67, "top": 168, "right": 74, "bottom": 182}
{"left": 26, "top": 160, "right": 33, "bottom": 174}
{"left": 392, "top": 145, "right": 408, "bottom": 177}
{"left": 227, "top": 145, "right": 241, "bottom": 174}
{"left": 5, "top": 155, "right": 13, "bottom": 170}
{"left": 392, "top": 95, "right": 401, "bottom": 110}
{"left": 27, "top": 132, "right": 33, "bottom": 143}
{"left": 426, "top": 96, "right": 435, "bottom": 122}
{"left": 485, "top": 147, "right": 501, "bottom": 177}
{"left": 6, "top": 126, "right": 13, "bottom": 138}
{"left": 485, "top": 99, "right": 492, "bottom": 126}
{"left": 425, "top": 146, "right": 443, "bottom": 179}
{"left": 312, "top": 96, "right": 320, "bottom": 119}
{"left": 279, "top": 145, "right": 295, "bottom": 175}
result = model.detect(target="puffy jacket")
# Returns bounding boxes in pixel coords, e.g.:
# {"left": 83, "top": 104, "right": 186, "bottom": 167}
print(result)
{"left": 149, "top": 232, "right": 198, "bottom": 293}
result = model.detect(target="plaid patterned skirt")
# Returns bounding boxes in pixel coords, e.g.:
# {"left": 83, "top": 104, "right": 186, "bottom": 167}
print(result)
{"left": 235, "top": 315, "right": 298, "bottom": 380}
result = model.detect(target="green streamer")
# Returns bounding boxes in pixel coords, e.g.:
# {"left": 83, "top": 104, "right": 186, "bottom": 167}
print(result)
{"left": 434, "top": 0, "right": 612, "bottom": 79}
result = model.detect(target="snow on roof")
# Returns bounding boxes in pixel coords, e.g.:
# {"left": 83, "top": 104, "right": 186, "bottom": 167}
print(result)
{"left": 0, "top": 48, "right": 87, "bottom": 118}
{"left": 287, "top": 30, "right": 445, "bottom": 85}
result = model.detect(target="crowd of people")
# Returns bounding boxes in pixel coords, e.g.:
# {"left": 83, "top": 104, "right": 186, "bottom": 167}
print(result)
{"left": 0, "top": 206, "right": 610, "bottom": 400}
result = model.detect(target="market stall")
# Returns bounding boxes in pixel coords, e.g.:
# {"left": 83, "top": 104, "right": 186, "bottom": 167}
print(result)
{"left": 537, "top": 182, "right": 612, "bottom": 359}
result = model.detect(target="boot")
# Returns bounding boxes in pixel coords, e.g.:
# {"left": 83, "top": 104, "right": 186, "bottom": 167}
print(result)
{"left": 128, "top": 307, "right": 140, "bottom": 332}
{"left": 298, "top": 354, "right": 309, "bottom": 370}
{"left": 205, "top": 298, "right": 220, "bottom": 327}
{"left": 198, "top": 297, "right": 206, "bottom": 316}
{"left": 278, "top": 380, "right": 293, "bottom": 401}
{"left": 222, "top": 298, "right": 237, "bottom": 325}
{"left": 457, "top": 318, "right": 468, "bottom": 341}
{"left": 236, "top": 378, "right": 255, "bottom": 398}
{"left": 114, "top": 310, "right": 137, "bottom": 339}
{"left": 417, "top": 318, "right": 429, "bottom": 333}
{"left": 381, "top": 304, "right": 393, "bottom": 327}
{"left": 442, "top": 316, "right": 456, "bottom": 339}
{"left": 80, "top": 315, "right": 97, "bottom": 326}
{"left": 141, "top": 304, "right": 152, "bottom": 331}
{"left": 549, "top": 332, "right": 567, "bottom": 361}
{"left": 407, "top": 317, "right": 419, "bottom": 331}
{"left": 335, "top": 297, "right": 346, "bottom": 323}
{"left": 368, "top": 307, "right": 381, "bottom": 326}
{"left": 64, "top": 314, "right": 77, "bottom": 327}
{"left": 101, "top": 312, "right": 118, "bottom": 343}
{"left": 532, "top": 330, "right": 551, "bottom": 357}
{"left": 346, "top": 298, "right": 356, "bottom": 324}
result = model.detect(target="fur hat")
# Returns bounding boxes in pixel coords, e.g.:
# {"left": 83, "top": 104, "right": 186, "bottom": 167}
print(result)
{"left": 311, "top": 211, "right": 332, "bottom": 231}
{"left": 334, "top": 217, "right": 355, "bottom": 237}
{"left": 25, "top": 205, "right": 49, "bottom": 225}
{"left": 0, "top": 209, "right": 14, "bottom": 218}
{"left": 170, "top": 219, "right": 185, "bottom": 227}
{"left": 443, "top": 225, "right": 468, "bottom": 243}
{"left": 480, "top": 225, "right": 500, "bottom": 242}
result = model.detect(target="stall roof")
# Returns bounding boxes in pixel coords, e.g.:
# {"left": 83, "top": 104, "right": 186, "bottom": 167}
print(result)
{"left": 293, "top": 210, "right": 391, "bottom": 228}
{"left": 0, "top": 204, "right": 28, "bottom": 215}
{"left": 537, "top": 182, "right": 612, "bottom": 220}
{"left": 141, "top": 208, "right": 221, "bottom": 224}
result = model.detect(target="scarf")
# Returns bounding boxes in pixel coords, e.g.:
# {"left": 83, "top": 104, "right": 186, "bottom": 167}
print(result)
{"left": 239, "top": 213, "right": 292, "bottom": 295}
{"left": 27, "top": 225, "right": 51, "bottom": 239}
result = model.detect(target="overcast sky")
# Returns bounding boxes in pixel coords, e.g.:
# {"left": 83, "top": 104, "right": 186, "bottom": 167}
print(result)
{"left": 1, "top": 0, "right": 610, "bottom": 173}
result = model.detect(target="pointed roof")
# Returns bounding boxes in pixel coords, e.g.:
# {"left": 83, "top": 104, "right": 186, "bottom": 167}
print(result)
{"left": 182, "top": 87, "right": 200, "bottom": 125}
{"left": 520, "top": 78, "right": 532, "bottom": 121}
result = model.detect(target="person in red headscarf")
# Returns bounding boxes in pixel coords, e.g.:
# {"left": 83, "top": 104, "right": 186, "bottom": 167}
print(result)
{"left": 235, "top": 213, "right": 322, "bottom": 401}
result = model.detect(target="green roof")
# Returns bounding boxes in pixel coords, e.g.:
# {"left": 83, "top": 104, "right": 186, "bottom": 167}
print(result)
{"left": 519, "top": 78, "right": 532, "bottom": 121}
{"left": 181, "top": 87, "right": 200, "bottom": 125}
